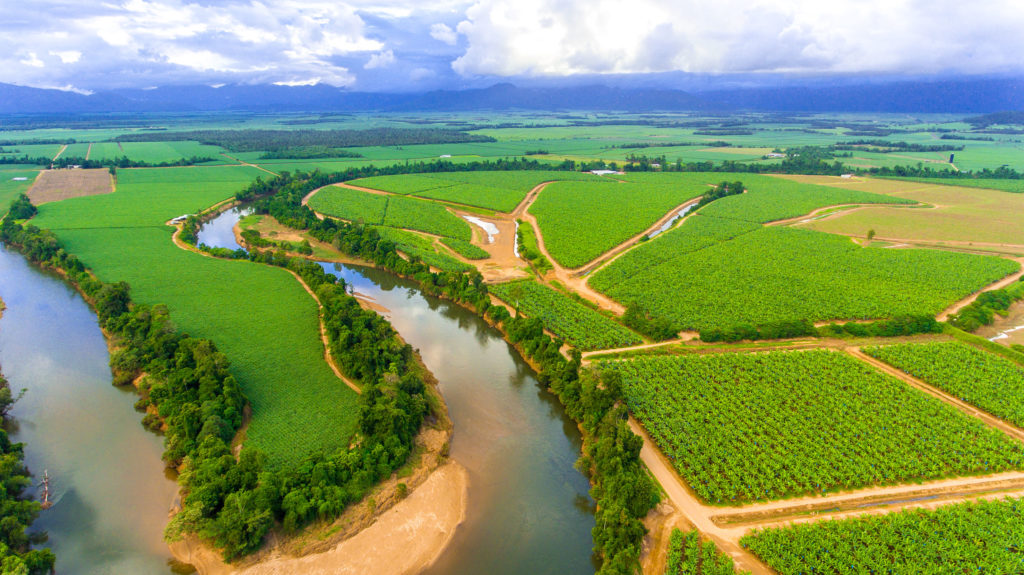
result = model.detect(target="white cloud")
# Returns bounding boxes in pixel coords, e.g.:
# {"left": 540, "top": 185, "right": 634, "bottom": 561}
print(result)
{"left": 49, "top": 50, "right": 82, "bottom": 64}
{"left": 365, "top": 49, "right": 396, "bottom": 69}
{"left": 430, "top": 23, "right": 458, "bottom": 46}
{"left": 273, "top": 78, "right": 323, "bottom": 86}
{"left": 19, "top": 52, "right": 44, "bottom": 68}
{"left": 452, "top": 0, "right": 1024, "bottom": 77}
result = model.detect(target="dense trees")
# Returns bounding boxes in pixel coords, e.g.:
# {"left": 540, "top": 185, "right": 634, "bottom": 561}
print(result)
{"left": 114, "top": 128, "right": 496, "bottom": 152}
{"left": 6, "top": 194, "right": 36, "bottom": 220}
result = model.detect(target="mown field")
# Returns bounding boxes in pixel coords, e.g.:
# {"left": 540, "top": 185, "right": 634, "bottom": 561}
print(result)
{"left": 490, "top": 280, "right": 642, "bottom": 350}
{"left": 529, "top": 175, "right": 708, "bottom": 268}
{"left": 600, "top": 350, "right": 1024, "bottom": 504}
{"left": 592, "top": 225, "right": 1016, "bottom": 331}
{"left": 742, "top": 497, "right": 1024, "bottom": 573}
{"left": 351, "top": 170, "right": 601, "bottom": 212}
{"left": 309, "top": 186, "right": 472, "bottom": 240}
{"left": 865, "top": 342, "right": 1024, "bottom": 428}
{"left": 31, "top": 166, "right": 359, "bottom": 467}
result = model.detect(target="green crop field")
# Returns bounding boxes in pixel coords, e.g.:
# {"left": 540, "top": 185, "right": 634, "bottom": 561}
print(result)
{"left": 351, "top": 171, "right": 602, "bottom": 212}
{"left": 696, "top": 174, "right": 916, "bottom": 223}
{"left": 440, "top": 237, "right": 489, "bottom": 259}
{"left": 383, "top": 195, "right": 472, "bottom": 240}
{"left": 529, "top": 176, "right": 708, "bottom": 268}
{"left": 371, "top": 226, "right": 473, "bottom": 272}
{"left": 0, "top": 143, "right": 63, "bottom": 161}
{"left": 666, "top": 530, "right": 748, "bottom": 575}
{"left": 308, "top": 186, "right": 472, "bottom": 240}
{"left": 87, "top": 141, "right": 229, "bottom": 164}
{"left": 0, "top": 169, "right": 39, "bottom": 210}
{"left": 490, "top": 280, "right": 642, "bottom": 350}
{"left": 741, "top": 497, "right": 1024, "bottom": 573}
{"left": 308, "top": 185, "right": 388, "bottom": 224}
{"left": 591, "top": 226, "right": 1017, "bottom": 330}
{"left": 888, "top": 177, "right": 1024, "bottom": 193}
{"left": 865, "top": 342, "right": 1024, "bottom": 428}
{"left": 31, "top": 166, "right": 359, "bottom": 467}
{"left": 599, "top": 350, "right": 1024, "bottom": 504}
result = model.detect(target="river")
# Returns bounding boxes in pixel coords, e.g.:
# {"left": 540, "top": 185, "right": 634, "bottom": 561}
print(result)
{"left": 0, "top": 206, "right": 597, "bottom": 574}
{"left": 0, "top": 244, "right": 179, "bottom": 574}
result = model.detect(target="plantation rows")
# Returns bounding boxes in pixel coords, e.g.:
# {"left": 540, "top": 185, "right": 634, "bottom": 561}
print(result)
{"left": 440, "top": 237, "right": 489, "bottom": 259}
{"left": 529, "top": 179, "right": 708, "bottom": 268}
{"left": 665, "top": 530, "right": 748, "bottom": 575}
{"left": 371, "top": 226, "right": 473, "bottom": 273}
{"left": 697, "top": 173, "right": 915, "bottom": 223}
{"left": 592, "top": 226, "right": 1017, "bottom": 331}
{"left": 309, "top": 186, "right": 472, "bottom": 240}
{"left": 490, "top": 280, "right": 642, "bottom": 350}
{"left": 742, "top": 497, "right": 1024, "bottom": 573}
{"left": 353, "top": 170, "right": 601, "bottom": 212}
{"left": 865, "top": 341, "right": 1024, "bottom": 428}
{"left": 599, "top": 350, "right": 1024, "bottom": 504}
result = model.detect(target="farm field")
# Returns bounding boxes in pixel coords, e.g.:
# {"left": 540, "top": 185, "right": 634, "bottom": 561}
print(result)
{"left": 0, "top": 168, "right": 39, "bottom": 209}
{"left": 31, "top": 166, "right": 359, "bottom": 467}
{"left": 351, "top": 170, "right": 601, "bottom": 212}
{"left": 0, "top": 143, "right": 63, "bottom": 161}
{"left": 26, "top": 168, "right": 112, "bottom": 204}
{"left": 791, "top": 176, "right": 1024, "bottom": 245}
{"left": 592, "top": 226, "right": 1017, "bottom": 330}
{"left": 864, "top": 341, "right": 1024, "bottom": 428}
{"left": 666, "top": 530, "right": 747, "bottom": 575}
{"left": 311, "top": 186, "right": 472, "bottom": 240}
{"left": 741, "top": 497, "right": 1024, "bottom": 573}
{"left": 370, "top": 226, "right": 473, "bottom": 272}
{"left": 599, "top": 350, "right": 1024, "bottom": 504}
{"left": 86, "top": 141, "right": 229, "bottom": 164}
{"left": 440, "top": 236, "right": 489, "bottom": 259}
{"left": 489, "top": 279, "right": 642, "bottom": 350}
{"left": 888, "top": 176, "right": 1024, "bottom": 193}
{"left": 529, "top": 175, "right": 708, "bottom": 268}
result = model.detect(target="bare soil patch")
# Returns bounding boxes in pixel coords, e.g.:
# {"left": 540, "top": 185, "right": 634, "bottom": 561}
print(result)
{"left": 28, "top": 169, "right": 113, "bottom": 204}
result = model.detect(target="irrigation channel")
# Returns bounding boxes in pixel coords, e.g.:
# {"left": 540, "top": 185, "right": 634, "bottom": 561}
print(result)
{"left": 0, "top": 207, "right": 598, "bottom": 574}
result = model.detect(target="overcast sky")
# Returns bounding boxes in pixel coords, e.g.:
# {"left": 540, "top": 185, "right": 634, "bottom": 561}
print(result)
{"left": 3, "top": 0, "right": 1022, "bottom": 93}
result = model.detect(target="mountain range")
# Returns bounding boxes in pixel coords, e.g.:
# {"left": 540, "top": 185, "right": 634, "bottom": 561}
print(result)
{"left": 1, "top": 77, "right": 1022, "bottom": 115}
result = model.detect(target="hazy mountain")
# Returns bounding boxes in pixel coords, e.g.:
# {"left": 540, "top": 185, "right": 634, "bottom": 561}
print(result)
{"left": 1, "top": 77, "right": 1022, "bottom": 115}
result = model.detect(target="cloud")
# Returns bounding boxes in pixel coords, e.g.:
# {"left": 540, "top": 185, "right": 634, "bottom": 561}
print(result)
{"left": 430, "top": 23, "right": 458, "bottom": 46}
{"left": 19, "top": 52, "right": 44, "bottom": 68}
{"left": 365, "top": 49, "right": 396, "bottom": 69}
{"left": 49, "top": 51, "right": 82, "bottom": 64}
{"left": 452, "top": 0, "right": 1024, "bottom": 77}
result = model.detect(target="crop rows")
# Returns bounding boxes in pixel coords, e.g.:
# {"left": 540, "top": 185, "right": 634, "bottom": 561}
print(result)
{"left": 592, "top": 226, "right": 1017, "bottom": 331}
{"left": 599, "top": 350, "right": 1024, "bottom": 504}
{"left": 371, "top": 226, "right": 473, "bottom": 273}
{"left": 490, "top": 280, "right": 642, "bottom": 350}
{"left": 353, "top": 171, "right": 602, "bottom": 212}
{"left": 741, "top": 497, "right": 1024, "bottom": 573}
{"left": 697, "top": 174, "right": 915, "bottom": 223}
{"left": 440, "top": 237, "right": 489, "bottom": 259}
{"left": 309, "top": 186, "right": 472, "bottom": 240}
{"left": 530, "top": 179, "right": 708, "bottom": 268}
{"left": 665, "top": 529, "right": 748, "bottom": 575}
{"left": 864, "top": 341, "right": 1024, "bottom": 428}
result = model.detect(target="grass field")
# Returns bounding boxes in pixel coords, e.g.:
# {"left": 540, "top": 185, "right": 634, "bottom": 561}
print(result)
{"left": 490, "top": 280, "right": 642, "bottom": 350}
{"left": 529, "top": 175, "right": 708, "bottom": 268}
{"left": 0, "top": 169, "right": 39, "bottom": 210}
{"left": 865, "top": 342, "right": 1024, "bottom": 428}
{"left": 31, "top": 166, "right": 359, "bottom": 467}
{"left": 592, "top": 226, "right": 1017, "bottom": 330}
{"left": 85, "top": 141, "right": 229, "bottom": 164}
{"left": 792, "top": 176, "right": 1024, "bottom": 245}
{"left": 601, "top": 350, "right": 1024, "bottom": 504}
{"left": 742, "top": 497, "right": 1024, "bottom": 573}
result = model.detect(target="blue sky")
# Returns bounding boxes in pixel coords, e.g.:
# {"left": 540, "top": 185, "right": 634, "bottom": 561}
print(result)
{"left": 2, "top": 0, "right": 1022, "bottom": 93}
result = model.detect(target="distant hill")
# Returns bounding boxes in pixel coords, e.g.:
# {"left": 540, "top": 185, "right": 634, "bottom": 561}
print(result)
{"left": 1, "top": 77, "right": 1022, "bottom": 115}
{"left": 964, "top": 110, "right": 1024, "bottom": 127}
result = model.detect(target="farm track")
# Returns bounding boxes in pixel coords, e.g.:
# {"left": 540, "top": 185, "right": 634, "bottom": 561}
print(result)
{"left": 51, "top": 144, "right": 67, "bottom": 161}
{"left": 166, "top": 212, "right": 362, "bottom": 395}
{"left": 219, "top": 153, "right": 280, "bottom": 176}
{"left": 85, "top": 143, "right": 92, "bottom": 160}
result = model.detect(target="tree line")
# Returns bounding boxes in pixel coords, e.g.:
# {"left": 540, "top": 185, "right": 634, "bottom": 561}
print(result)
{"left": 113, "top": 128, "right": 496, "bottom": 152}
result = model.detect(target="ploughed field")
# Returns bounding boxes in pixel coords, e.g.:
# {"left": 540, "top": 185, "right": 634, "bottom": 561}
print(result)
{"left": 599, "top": 350, "right": 1024, "bottom": 504}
